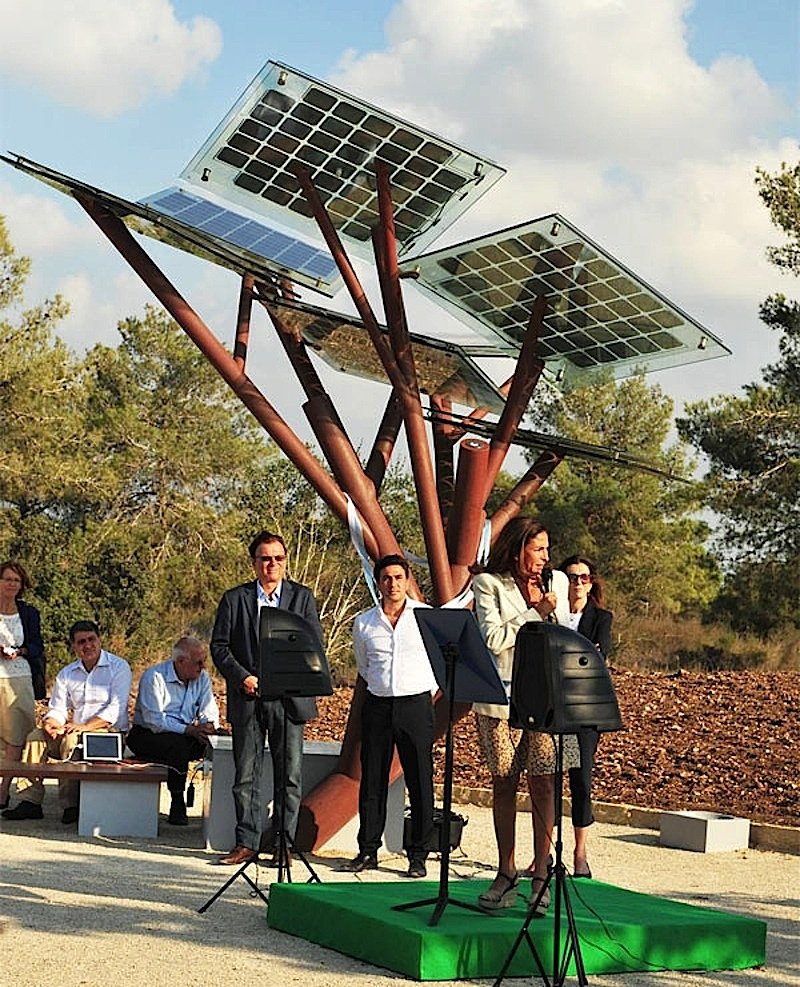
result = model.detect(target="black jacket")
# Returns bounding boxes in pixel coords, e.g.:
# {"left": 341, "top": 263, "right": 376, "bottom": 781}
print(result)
{"left": 18, "top": 599, "right": 46, "bottom": 700}
{"left": 577, "top": 598, "right": 613, "bottom": 660}
{"left": 211, "top": 578, "right": 323, "bottom": 725}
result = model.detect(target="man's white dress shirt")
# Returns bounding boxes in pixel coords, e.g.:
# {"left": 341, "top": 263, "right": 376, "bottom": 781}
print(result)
{"left": 353, "top": 597, "right": 438, "bottom": 698}
{"left": 46, "top": 649, "right": 132, "bottom": 731}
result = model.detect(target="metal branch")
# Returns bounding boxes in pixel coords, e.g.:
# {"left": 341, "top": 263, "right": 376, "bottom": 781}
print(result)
{"left": 75, "top": 193, "right": 380, "bottom": 560}
{"left": 233, "top": 274, "right": 254, "bottom": 371}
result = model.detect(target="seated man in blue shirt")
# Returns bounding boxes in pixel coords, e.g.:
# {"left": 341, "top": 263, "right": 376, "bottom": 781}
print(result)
{"left": 127, "top": 636, "right": 219, "bottom": 825}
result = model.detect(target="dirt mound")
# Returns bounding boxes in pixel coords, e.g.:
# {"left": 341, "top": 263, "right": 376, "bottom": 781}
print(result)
{"left": 308, "top": 670, "right": 799, "bottom": 828}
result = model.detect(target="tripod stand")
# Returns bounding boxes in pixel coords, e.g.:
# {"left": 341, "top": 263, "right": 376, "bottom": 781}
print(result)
{"left": 393, "top": 643, "right": 485, "bottom": 926}
{"left": 198, "top": 848, "right": 268, "bottom": 913}
{"left": 266, "top": 699, "right": 321, "bottom": 885}
{"left": 197, "top": 703, "right": 321, "bottom": 915}
{"left": 493, "top": 733, "right": 588, "bottom": 986}
{"left": 199, "top": 606, "right": 331, "bottom": 913}
{"left": 198, "top": 700, "right": 320, "bottom": 913}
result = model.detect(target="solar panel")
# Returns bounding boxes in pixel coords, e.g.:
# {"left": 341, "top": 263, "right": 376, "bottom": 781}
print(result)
{"left": 180, "top": 61, "right": 506, "bottom": 260}
{"left": 265, "top": 297, "right": 506, "bottom": 413}
{"left": 402, "top": 215, "right": 731, "bottom": 382}
{"left": 140, "top": 186, "right": 339, "bottom": 286}
{"left": 1, "top": 155, "right": 342, "bottom": 295}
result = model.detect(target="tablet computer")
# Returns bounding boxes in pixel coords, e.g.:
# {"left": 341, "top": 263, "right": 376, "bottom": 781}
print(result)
{"left": 81, "top": 732, "right": 124, "bottom": 762}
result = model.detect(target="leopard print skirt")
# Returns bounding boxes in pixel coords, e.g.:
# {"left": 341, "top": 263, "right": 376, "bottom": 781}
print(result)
{"left": 475, "top": 712, "right": 580, "bottom": 779}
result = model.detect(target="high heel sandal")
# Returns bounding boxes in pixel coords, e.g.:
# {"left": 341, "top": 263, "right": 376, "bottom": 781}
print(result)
{"left": 520, "top": 854, "right": 553, "bottom": 879}
{"left": 477, "top": 871, "right": 519, "bottom": 912}
{"left": 531, "top": 876, "right": 551, "bottom": 916}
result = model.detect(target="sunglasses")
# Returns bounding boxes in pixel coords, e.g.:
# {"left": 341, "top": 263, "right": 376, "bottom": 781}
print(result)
{"left": 254, "top": 555, "right": 286, "bottom": 563}
{"left": 567, "top": 572, "right": 592, "bottom": 584}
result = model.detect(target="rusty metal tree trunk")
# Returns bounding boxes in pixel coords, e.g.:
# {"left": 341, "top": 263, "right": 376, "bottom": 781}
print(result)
{"left": 76, "top": 173, "right": 558, "bottom": 852}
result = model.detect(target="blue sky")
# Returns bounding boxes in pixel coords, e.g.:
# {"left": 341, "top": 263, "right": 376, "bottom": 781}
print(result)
{"left": 0, "top": 0, "right": 797, "bottom": 460}
{"left": 687, "top": 0, "right": 798, "bottom": 90}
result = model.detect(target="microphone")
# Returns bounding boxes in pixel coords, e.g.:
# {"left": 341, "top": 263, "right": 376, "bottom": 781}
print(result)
{"left": 541, "top": 567, "right": 556, "bottom": 622}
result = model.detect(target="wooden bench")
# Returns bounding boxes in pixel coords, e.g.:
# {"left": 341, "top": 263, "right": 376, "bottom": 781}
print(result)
{"left": 0, "top": 758, "right": 169, "bottom": 837}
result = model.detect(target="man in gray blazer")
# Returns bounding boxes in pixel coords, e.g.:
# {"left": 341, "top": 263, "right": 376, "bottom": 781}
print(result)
{"left": 211, "top": 530, "right": 323, "bottom": 865}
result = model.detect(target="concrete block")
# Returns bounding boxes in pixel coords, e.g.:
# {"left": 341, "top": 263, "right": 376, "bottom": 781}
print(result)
{"left": 202, "top": 736, "right": 404, "bottom": 854}
{"left": 79, "top": 779, "right": 161, "bottom": 837}
{"left": 659, "top": 810, "right": 751, "bottom": 852}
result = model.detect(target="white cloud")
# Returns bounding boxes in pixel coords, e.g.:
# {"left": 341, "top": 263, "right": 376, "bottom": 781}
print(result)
{"left": 334, "top": 0, "right": 786, "bottom": 161}
{"left": 0, "top": 0, "right": 222, "bottom": 117}
{"left": 329, "top": 0, "right": 794, "bottom": 410}
{"left": 54, "top": 269, "right": 156, "bottom": 351}
{"left": 0, "top": 180, "right": 97, "bottom": 255}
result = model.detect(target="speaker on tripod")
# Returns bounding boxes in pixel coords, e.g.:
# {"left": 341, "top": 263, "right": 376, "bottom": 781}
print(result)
{"left": 257, "top": 607, "right": 332, "bottom": 884}
{"left": 495, "top": 623, "right": 623, "bottom": 987}
{"left": 510, "top": 622, "right": 622, "bottom": 734}
{"left": 198, "top": 609, "right": 331, "bottom": 913}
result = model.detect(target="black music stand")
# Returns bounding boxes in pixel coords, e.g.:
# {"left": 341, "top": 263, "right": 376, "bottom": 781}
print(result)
{"left": 392, "top": 608, "right": 507, "bottom": 927}
{"left": 198, "top": 608, "right": 332, "bottom": 913}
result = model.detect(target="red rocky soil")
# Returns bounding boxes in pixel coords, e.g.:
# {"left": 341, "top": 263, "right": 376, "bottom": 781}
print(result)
{"left": 305, "top": 670, "right": 798, "bottom": 828}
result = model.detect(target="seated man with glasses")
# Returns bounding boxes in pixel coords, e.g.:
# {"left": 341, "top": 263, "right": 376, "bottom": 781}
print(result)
{"left": 211, "top": 530, "right": 323, "bottom": 866}
{"left": 127, "top": 636, "right": 219, "bottom": 826}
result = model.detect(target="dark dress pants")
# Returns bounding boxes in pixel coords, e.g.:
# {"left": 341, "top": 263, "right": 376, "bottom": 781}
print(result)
{"left": 230, "top": 697, "right": 304, "bottom": 851}
{"left": 358, "top": 691, "right": 434, "bottom": 861}
{"left": 569, "top": 727, "right": 600, "bottom": 828}
{"left": 126, "top": 725, "right": 206, "bottom": 794}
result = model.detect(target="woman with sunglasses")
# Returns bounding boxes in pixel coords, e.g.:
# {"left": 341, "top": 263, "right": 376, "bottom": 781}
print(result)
{"left": 559, "top": 555, "right": 613, "bottom": 878}
{"left": 0, "top": 560, "right": 45, "bottom": 809}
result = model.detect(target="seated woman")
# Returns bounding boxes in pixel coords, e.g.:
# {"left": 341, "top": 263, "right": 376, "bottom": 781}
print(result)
{"left": 472, "top": 518, "right": 579, "bottom": 914}
{"left": 0, "top": 560, "right": 45, "bottom": 810}
{"left": 560, "top": 554, "right": 613, "bottom": 878}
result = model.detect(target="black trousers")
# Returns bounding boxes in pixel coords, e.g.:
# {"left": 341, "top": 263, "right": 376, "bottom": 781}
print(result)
{"left": 569, "top": 727, "right": 600, "bottom": 828}
{"left": 358, "top": 691, "right": 434, "bottom": 861}
{"left": 127, "top": 725, "right": 206, "bottom": 794}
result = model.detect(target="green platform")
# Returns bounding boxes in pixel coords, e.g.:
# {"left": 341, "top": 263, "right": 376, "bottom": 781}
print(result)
{"left": 267, "top": 878, "right": 766, "bottom": 981}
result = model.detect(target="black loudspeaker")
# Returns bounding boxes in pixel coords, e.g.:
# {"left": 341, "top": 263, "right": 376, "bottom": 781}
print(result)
{"left": 510, "top": 622, "right": 623, "bottom": 734}
{"left": 402, "top": 808, "right": 468, "bottom": 854}
{"left": 257, "top": 608, "right": 332, "bottom": 699}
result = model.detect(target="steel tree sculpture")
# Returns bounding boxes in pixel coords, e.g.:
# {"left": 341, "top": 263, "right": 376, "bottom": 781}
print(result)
{"left": 2, "top": 61, "right": 729, "bottom": 849}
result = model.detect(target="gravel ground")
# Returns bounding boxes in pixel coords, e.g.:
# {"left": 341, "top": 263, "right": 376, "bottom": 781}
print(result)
{"left": 1, "top": 783, "right": 797, "bottom": 987}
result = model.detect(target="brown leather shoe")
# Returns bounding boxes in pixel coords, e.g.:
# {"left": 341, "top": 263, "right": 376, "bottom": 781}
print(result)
{"left": 218, "top": 845, "right": 257, "bottom": 866}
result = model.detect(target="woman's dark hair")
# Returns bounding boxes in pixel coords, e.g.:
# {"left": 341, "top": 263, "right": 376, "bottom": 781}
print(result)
{"left": 0, "top": 560, "right": 31, "bottom": 597}
{"left": 475, "top": 518, "right": 549, "bottom": 576}
{"left": 560, "top": 554, "right": 606, "bottom": 608}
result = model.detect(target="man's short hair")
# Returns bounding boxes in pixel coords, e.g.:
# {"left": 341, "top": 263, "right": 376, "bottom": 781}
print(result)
{"left": 248, "top": 530, "right": 287, "bottom": 559}
{"left": 68, "top": 619, "right": 100, "bottom": 642}
{"left": 172, "top": 636, "right": 206, "bottom": 662}
{"left": 373, "top": 554, "right": 409, "bottom": 581}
